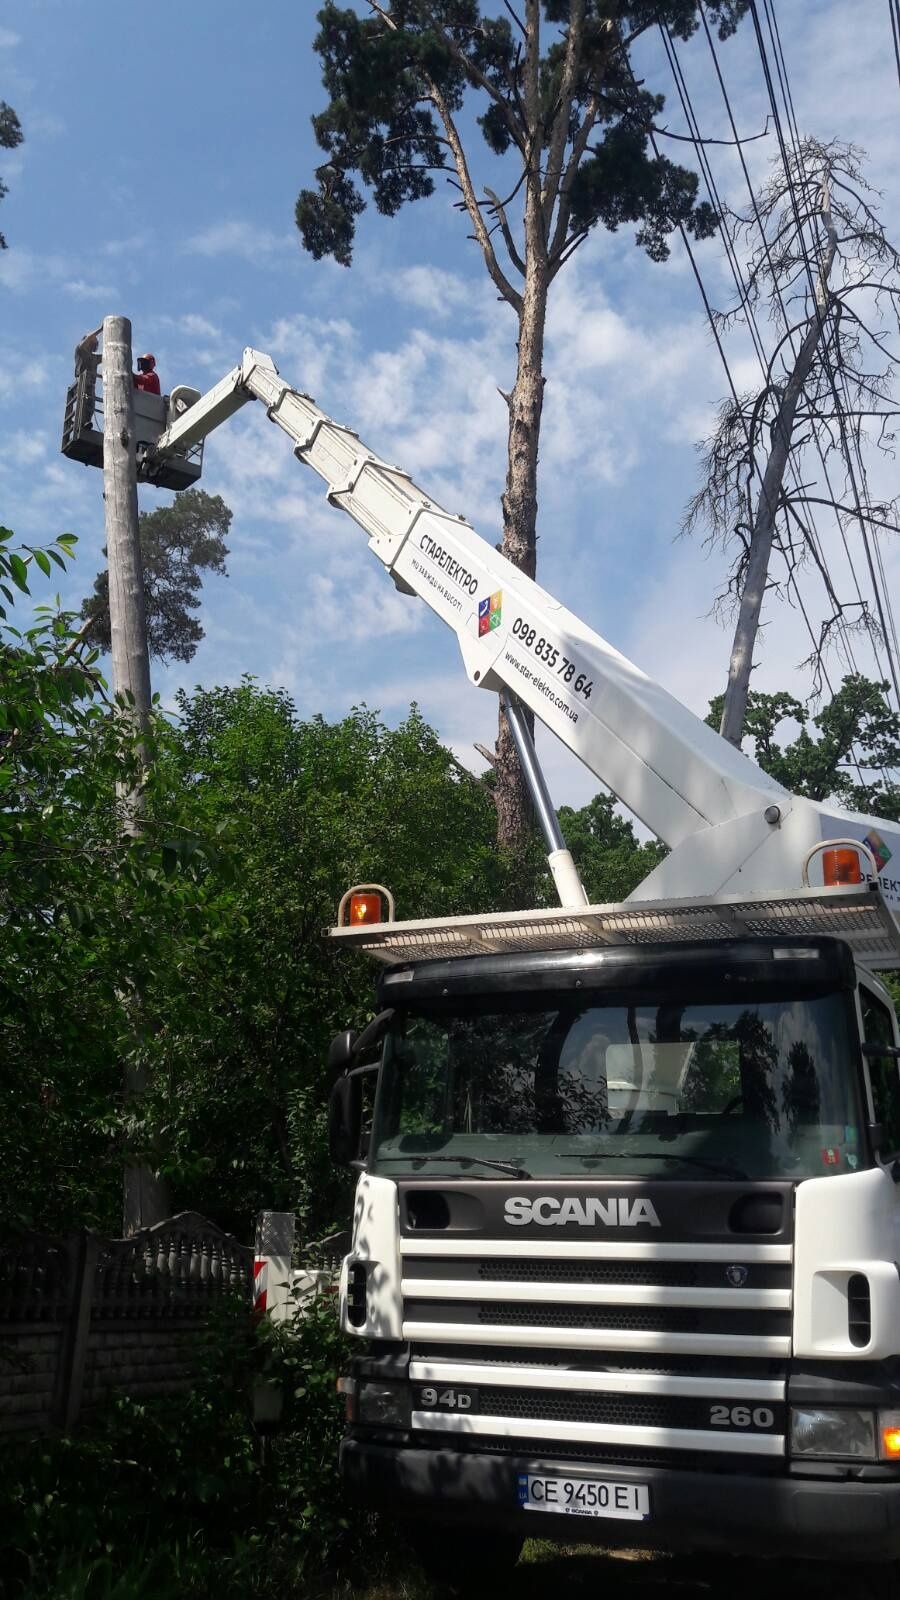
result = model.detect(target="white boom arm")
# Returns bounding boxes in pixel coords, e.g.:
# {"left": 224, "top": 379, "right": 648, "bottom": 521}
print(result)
{"left": 155, "top": 348, "right": 900, "bottom": 921}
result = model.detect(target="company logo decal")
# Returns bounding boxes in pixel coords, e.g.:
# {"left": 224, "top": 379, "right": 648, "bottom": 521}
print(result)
{"left": 478, "top": 590, "right": 503, "bottom": 637}
{"left": 865, "top": 828, "right": 893, "bottom": 873}
{"left": 725, "top": 1265, "right": 749, "bottom": 1287}
{"left": 418, "top": 533, "right": 479, "bottom": 595}
{"left": 504, "top": 1196, "right": 661, "bottom": 1228}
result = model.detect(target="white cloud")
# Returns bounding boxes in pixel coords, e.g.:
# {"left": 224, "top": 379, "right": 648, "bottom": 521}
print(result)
{"left": 176, "top": 313, "right": 222, "bottom": 341}
{"left": 263, "top": 311, "right": 358, "bottom": 400}
{"left": 183, "top": 219, "right": 294, "bottom": 262}
{"left": 0, "top": 28, "right": 20, "bottom": 48}
{"left": 101, "top": 232, "right": 149, "bottom": 258}
{"left": 0, "top": 249, "right": 42, "bottom": 293}
{"left": 0, "top": 350, "right": 50, "bottom": 400}
{"left": 0, "top": 247, "right": 80, "bottom": 295}
{"left": 64, "top": 278, "right": 118, "bottom": 301}
{"left": 388, "top": 265, "right": 474, "bottom": 319}
{"left": 0, "top": 430, "right": 47, "bottom": 468}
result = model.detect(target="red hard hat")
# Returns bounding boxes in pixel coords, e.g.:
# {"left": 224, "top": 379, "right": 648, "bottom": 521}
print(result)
{"left": 139, "top": 353, "right": 156, "bottom": 367}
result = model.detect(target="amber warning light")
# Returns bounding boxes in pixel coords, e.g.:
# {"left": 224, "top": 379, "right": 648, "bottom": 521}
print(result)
{"left": 803, "top": 838, "right": 877, "bottom": 891}
{"left": 336, "top": 883, "right": 396, "bottom": 929}
{"left": 351, "top": 893, "right": 382, "bottom": 925}
{"left": 882, "top": 1422, "right": 900, "bottom": 1460}
{"left": 822, "top": 848, "right": 864, "bottom": 887}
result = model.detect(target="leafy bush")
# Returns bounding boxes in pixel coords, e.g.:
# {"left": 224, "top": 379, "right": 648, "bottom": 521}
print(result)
{"left": 0, "top": 1294, "right": 359, "bottom": 1600}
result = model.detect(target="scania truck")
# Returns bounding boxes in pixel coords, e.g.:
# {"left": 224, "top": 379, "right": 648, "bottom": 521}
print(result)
{"left": 113, "top": 346, "right": 900, "bottom": 1583}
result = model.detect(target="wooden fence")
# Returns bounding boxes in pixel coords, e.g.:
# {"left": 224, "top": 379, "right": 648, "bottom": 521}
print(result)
{"left": 0, "top": 1212, "right": 254, "bottom": 1436}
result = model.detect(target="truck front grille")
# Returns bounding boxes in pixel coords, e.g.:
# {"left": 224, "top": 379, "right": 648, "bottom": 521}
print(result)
{"left": 401, "top": 1238, "right": 791, "bottom": 1462}
{"left": 474, "top": 1385, "right": 786, "bottom": 1432}
{"left": 419, "top": 1299, "right": 787, "bottom": 1337}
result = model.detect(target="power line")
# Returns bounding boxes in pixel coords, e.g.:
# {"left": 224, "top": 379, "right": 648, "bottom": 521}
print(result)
{"left": 696, "top": 1, "right": 893, "bottom": 704}
{"left": 656, "top": 10, "right": 895, "bottom": 791}
{"left": 889, "top": 0, "right": 900, "bottom": 93}
{"left": 760, "top": 0, "right": 900, "bottom": 697}
{"left": 748, "top": 0, "right": 900, "bottom": 711}
{"left": 624, "top": 35, "right": 850, "bottom": 731}
{"left": 662, "top": 16, "right": 870, "bottom": 697}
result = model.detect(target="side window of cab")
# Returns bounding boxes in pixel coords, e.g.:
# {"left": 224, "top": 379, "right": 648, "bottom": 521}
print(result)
{"left": 860, "top": 987, "right": 900, "bottom": 1158}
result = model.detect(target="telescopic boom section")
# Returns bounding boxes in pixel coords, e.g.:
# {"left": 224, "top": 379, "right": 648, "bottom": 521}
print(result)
{"left": 154, "top": 348, "right": 900, "bottom": 917}
{"left": 157, "top": 348, "right": 782, "bottom": 847}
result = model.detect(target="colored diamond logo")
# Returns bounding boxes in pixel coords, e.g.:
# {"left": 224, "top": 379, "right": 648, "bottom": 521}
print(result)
{"left": 725, "top": 1265, "right": 749, "bottom": 1288}
{"left": 478, "top": 590, "right": 502, "bottom": 637}
{"left": 864, "top": 828, "right": 892, "bottom": 873}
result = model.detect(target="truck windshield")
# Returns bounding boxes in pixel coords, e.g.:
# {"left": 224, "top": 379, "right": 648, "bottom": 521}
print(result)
{"left": 369, "top": 991, "right": 863, "bottom": 1180}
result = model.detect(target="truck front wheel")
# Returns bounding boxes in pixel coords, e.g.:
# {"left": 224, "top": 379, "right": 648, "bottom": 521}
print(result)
{"left": 404, "top": 1523, "right": 523, "bottom": 1594}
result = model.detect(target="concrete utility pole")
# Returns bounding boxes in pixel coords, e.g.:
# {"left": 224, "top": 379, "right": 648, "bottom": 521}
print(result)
{"left": 102, "top": 314, "right": 171, "bottom": 1234}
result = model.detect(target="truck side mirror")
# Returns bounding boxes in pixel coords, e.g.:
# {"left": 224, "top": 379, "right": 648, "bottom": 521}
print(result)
{"left": 328, "top": 1028, "right": 358, "bottom": 1081}
{"left": 328, "top": 1073, "right": 362, "bottom": 1167}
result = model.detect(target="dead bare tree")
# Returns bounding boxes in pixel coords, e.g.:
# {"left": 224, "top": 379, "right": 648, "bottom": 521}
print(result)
{"left": 685, "top": 138, "right": 900, "bottom": 746}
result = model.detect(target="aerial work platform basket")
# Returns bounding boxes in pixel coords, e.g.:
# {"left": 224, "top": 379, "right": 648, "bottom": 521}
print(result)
{"left": 61, "top": 377, "right": 205, "bottom": 491}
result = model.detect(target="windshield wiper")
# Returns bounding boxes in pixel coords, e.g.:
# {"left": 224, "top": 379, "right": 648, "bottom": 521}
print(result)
{"left": 384, "top": 1154, "right": 531, "bottom": 1179}
{"left": 555, "top": 1151, "right": 749, "bottom": 1180}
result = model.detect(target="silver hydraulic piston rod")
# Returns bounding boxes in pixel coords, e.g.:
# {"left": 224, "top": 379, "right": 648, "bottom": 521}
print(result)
{"left": 501, "top": 691, "right": 589, "bottom": 909}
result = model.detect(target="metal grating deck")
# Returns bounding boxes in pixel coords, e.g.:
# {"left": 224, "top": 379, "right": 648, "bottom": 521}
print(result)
{"left": 329, "top": 884, "right": 900, "bottom": 970}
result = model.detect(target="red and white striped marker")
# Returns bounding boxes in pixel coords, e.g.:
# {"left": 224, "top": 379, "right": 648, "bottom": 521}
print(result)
{"left": 252, "top": 1212, "right": 295, "bottom": 1324}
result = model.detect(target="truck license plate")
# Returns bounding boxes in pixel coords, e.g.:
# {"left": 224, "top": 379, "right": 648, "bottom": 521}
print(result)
{"left": 517, "top": 1474, "right": 650, "bottom": 1521}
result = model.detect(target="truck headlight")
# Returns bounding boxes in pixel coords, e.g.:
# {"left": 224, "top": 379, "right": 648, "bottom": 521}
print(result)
{"left": 357, "top": 1381, "right": 411, "bottom": 1428}
{"left": 790, "top": 1407, "right": 876, "bottom": 1459}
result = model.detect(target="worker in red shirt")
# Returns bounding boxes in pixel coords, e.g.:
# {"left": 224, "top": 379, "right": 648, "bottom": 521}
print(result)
{"left": 133, "top": 353, "right": 161, "bottom": 395}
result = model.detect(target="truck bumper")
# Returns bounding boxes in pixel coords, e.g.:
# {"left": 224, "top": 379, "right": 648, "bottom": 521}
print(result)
{"left": 340, "top": 1438, "right": 900, "bottom": 1562}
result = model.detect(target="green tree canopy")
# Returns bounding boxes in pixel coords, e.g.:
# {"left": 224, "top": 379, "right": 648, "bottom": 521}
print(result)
{"left": 0, "top": 527, "right": 226, "bottom": 1232}
{"left": 0, "top": 99, "right": 23, "bottom": 249}
{"left": 707, "top": 674, "right": 900, "bottom": 821}
{"left": 558, "top": 790, "right": 665, "bottom": 901}
{"left": 82, "top": 489, "right": 231, "bottom": 664}
{"left": 298, "top": 1, "right": 743, "bottom": 268}
{"left": 141, "top": 681, "right": 510, "bottom": 1234}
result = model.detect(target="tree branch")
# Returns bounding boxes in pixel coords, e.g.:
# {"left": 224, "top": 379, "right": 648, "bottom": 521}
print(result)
{"left": 502, "top": 0, "right": 526, "bottom": 37}
{"left": 485, "top": 186, "right": 526, "bottom": 276}
{"left": 649, "top": 119, "right": 770, "bottom": 148}
{"left": 548, "top": 93, "right": 600, "bottom": 263}
{"left": 523, "top": 0, "right": 540, "bottom": 136}
{"left": 541, "top": 0, "right": 587, "bottom": 235}
{"left": 791, "top": 495, "right": 900, "bottom": 533}
{"left": 429, "top": 87, "right": 523, "bottom": 313}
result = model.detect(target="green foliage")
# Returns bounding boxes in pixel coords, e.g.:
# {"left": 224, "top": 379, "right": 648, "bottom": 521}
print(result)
{"left": 0, "top": 1296, "right": 355, "bottom": 1600}
{"left": 0, "top": 529, "right": 227, "bottom": 1232}
{"left": 558, "top": 791, "right": 666, "bottom": 901}
{"left": 0, "top": 99, "right": 23, "bottom": 249}
{"left": 706, "top": 675, "right": 900, "bottom": 820}
{"left": 297, "top": 1, "right": 745, "bottom": 268}
{"left": 81, "top": 490, "right": 232, "bottom": 665}
{"left": 143, "top": 681, "right": 509, "bottom": 1235}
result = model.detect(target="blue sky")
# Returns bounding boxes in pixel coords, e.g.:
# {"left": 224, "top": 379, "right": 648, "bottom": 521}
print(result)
{"left": 2, "top": 0, "right": 898, "bottom": 814}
